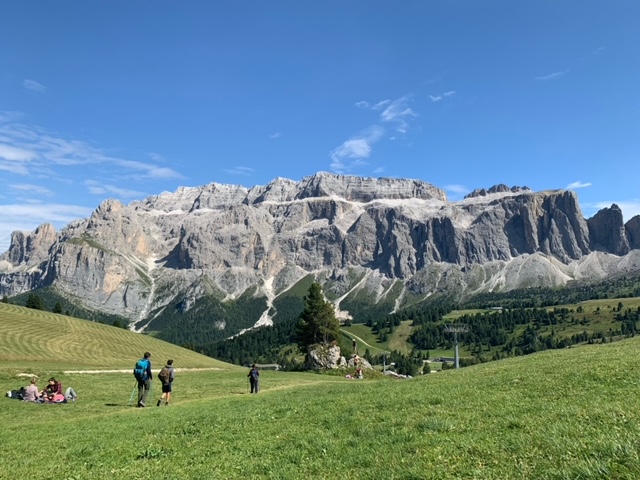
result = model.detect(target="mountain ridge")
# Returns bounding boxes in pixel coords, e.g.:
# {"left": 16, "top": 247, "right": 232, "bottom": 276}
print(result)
{"left": 1, "top": 172, "right": 639, "bottom": 339}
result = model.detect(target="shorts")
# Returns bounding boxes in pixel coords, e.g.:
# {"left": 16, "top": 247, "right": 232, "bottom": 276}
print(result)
{"left": 161, "top": 383, "right": 172, "bottom": 393}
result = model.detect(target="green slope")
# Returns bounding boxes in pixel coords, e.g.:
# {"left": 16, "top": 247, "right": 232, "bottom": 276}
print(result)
{"left": 3, "top": 327, "right": 640, "bottom": 478}
{"left": 0, "top": 303, "right": 239, "bottom": 371}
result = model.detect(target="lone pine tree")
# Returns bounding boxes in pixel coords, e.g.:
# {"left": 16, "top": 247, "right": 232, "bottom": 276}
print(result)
{"left": 296, "top": 282, "right": 340, "bottom": 350}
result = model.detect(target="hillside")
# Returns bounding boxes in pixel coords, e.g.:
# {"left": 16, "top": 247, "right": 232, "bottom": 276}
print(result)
{"left": 2, "top": 331, "right": 640, "bottom": 478}
{"left": 0, "top": 303, "right": 238, "bottom": 371}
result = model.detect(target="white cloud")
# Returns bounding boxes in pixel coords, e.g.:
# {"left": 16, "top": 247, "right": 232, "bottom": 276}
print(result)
{"left": 9, "top": 184, "right": 53, "bottom": 196}
{"left": 84, "top": 180, "right": 145, "bottom": 198}
{"left": 0, "top": 111, "right": 25, "bottom": 123}
{"left": 0, "top": 118, "right": 182, "bottom": 179}
{"left": 377, "top": 97, "right": 416, "bottom": 133}
{"left": 535, "top": 69, "right": 570, "bottom": 81}
{"left": 372, "top": 100, "right": 391, "bottom": 110}
{"left": 223, "top": 166, "right": 255, "bottom": 175}
{"left": 0, "top": 143, "right": 37, "bottom": 162}
{"left": 444, "top": 184, "right": 469, "bottom": 199}
{"left": 429, "top": 91, "right": 456, "bottom": 103}
{"left": 23, "top": 79, "right": 47, "bottom": 93}
{"left": 269, "top": 132, "right": 281, "bottom": 139}
{"left": 356, "top": 96, "right": 418, "bottom": 133}
{"left": 566, "top": 180, "right": 592, "bottom": 189}
{"left": 373, "top": 167, "right": 385, "bottom": 174}
{"left": 330, "top": 126, "right": 385, "bottom": 173}
{"left": 0, "top": 203, "right": 93, "bottom": 254}
{"left": 423, "top": 71, "right": 447, "bottom": 86}
{"left": 593, "top": 47, "right": 605, "bottom": 55}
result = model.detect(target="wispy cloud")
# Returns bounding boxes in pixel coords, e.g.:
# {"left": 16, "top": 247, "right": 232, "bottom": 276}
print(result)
{"left": 593, "top": 47, "right": 605, "bottom": 55}
{"left": 0, "top": 203, "right": 93, "bottom": 254}
{"left": 355, "top": 96, "right": 418, "bottom": 133}
{"left": 0, "top": 116, "right": 182, "bottom": 180}
{"left": 373, "top": 167, "right": 385, "bottom": 174}
{"left": 423, "top": 71, "right": 447, "bottom": 86}
{"left": 429, "top": 91, "right": 456, "bottom": 103}
{"left": 566, "top": 180, "right": 592, "bottom": 189}
{"left": 330, "top": 126, "right": 385, "bottom": 174}
{"left": 9, "top": 183, "right": 53, "bottom": 196}
{"left": 223, "top": 166, "right": 255, "bottom": 175}
{"left": 0, "top": 143, "right": 37, "bottom": 162}
{"left": 535, "top": 69, "right": 570, "bottom": 81}
{"left": 377, "top": 97, "right": 416, "bottom": 133}
{"left": 269, "top": 132, "right": 281, "bottom": 139}
{"left": 23, "top": 79, "right": 47, "bottom": 93}
{"left": 444, "top": 184, "right": 469, "bottom": 200}
{"left": 84, "top": 180, "right": 145, "bottom": 198}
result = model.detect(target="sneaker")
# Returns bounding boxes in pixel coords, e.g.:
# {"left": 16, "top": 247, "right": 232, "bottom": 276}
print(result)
{"left": 157, "top": 400, "right": 161, "bottom": 407}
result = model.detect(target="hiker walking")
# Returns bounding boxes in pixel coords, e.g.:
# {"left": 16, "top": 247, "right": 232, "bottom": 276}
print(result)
{"left": 248, "top": 364, "right": 260, "bottom": 394}
{"left": 133, "top": 352, "right": 153, "bottom": 407}
{"left": 352, "top": 338, "right": 358, "bottom": 355}
{"left": 157, "top": 359, "right": 175, "bottom": 406}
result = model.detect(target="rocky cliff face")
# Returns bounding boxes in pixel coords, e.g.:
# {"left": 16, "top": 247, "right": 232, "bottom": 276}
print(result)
{"left": 1, "top": 172, "right": 639, "bottom": 336}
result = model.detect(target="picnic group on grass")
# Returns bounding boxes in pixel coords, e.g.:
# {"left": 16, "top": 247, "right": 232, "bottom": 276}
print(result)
{"left": 8, "top": 350, "right": 272, "bottom": 406}
{"left": 6, "top": 376, "right": 78, "bottom": 403}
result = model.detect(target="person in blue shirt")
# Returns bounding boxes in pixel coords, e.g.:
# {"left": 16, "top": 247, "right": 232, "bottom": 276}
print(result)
{"left": 136, "top": 352, "right": 153, "bottom": 407}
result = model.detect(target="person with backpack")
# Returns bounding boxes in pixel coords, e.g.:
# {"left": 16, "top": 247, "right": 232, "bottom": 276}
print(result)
{"left": 247, "top": 364, "right": 259, "bottom": 394}
{"left": 133, "top": 352, "right": 153, "bottom": 407}
{"left": 157, "top": 359, "right": 175, "bottom": 406}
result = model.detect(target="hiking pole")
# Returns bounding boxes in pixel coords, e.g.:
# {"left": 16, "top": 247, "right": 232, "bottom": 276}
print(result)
{"left": 127, "top": 382, "right": 137, "bottom": 406}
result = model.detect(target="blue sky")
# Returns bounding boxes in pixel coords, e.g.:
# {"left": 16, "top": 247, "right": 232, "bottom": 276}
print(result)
{"left": 1, "top": 1, "right": 639, "bottom": 253}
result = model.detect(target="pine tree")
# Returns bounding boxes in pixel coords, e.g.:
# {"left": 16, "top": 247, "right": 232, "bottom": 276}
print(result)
{"left": 25, "top": 293, "right": 44, "bottom": 310}
{"left": 296, "top": 283, "right": 340, "bottom": 350}
{"left": 52, "top": 301, "right": 63, "bottom": 314}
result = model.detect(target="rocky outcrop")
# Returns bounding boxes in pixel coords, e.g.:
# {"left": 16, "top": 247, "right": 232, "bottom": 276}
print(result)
{"left": 587, "top": 204, "right": 630, "bottom": 256}
{"left": 3, "top": 223, "right": 56, "bottom": 265}
{"left": 306, "top": 344, "right": 346, "bottom": 370}
{"left": 625, "top": 216, "right": 640, "bottom": 250}
{"left": 465, "top": 184, "right": 531, "bottom": 199}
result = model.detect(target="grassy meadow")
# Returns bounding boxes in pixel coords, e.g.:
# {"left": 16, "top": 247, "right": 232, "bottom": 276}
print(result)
{"left": 2, "top": 303, "right": 640, "bottom": 479}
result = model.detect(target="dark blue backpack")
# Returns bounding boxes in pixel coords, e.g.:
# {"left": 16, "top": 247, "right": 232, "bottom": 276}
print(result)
{"left": 133, "top": 359, "right": 149, "bottom": 380}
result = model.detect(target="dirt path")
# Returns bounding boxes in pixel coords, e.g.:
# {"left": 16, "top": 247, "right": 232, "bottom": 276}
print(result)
{"left": 62, "top": 367, "right": 225, "bottom": 374}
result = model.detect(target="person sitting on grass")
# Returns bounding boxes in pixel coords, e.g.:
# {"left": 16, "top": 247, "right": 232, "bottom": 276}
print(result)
{"left": 23, "top": 377, "right": 39, "bottom": 402}
{"left": 41, "top": 377, "right": 62, "bottom": 402}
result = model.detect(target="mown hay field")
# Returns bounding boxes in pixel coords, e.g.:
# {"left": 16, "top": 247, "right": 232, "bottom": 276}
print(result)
{"left": 2, "top": 303, "right": 640, "bottom": 479}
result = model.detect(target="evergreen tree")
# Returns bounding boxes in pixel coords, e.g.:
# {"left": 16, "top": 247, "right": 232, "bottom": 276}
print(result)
{"left": 52, "top": 301, "right": 63, "bottom": 314}
{"left": 25, "top": 293, "right": 44, "bottom": 310}
{"left": 1, "top": 295, "right": 8, "bottom": 304}
{"left": 296, "top": 283, "right": 340, "bottom": 350}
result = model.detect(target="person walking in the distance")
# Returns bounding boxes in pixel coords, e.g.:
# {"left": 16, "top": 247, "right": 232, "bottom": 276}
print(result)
{"left": 157, "top": 359, "right": 175, "bottom": 406}
{"left": 248, "top": 364, "right": 259, "bottom": 394}
{"left": 133, "top": 352, "right": 153, "bottom": 407}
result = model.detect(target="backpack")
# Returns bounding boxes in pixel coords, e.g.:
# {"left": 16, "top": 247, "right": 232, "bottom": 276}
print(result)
{"left": 158, "top": 366, "right": 171, "bottom": 384}
{"left": 133, "top": 359, "right": 149, "bottom": 380}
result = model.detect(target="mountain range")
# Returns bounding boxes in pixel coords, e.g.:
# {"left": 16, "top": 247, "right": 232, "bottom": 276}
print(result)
{"left": 2, "top": 172, "right": 639, "bottom": 340}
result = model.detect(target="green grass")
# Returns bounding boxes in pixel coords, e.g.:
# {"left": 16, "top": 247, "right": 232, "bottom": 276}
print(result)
{"left": 0, "top": 303, "right": 235, "bottom": 372}
{"left": 4, "top": 303, "right": 640, "bottom": 478}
